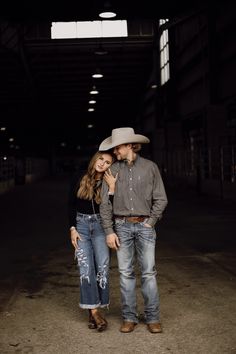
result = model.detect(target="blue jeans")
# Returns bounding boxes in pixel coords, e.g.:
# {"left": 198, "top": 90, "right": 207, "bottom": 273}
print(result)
{"left": 115, "top": 218, "right": 160, "bottom": 324}
{"left": 75, "top": 213, "right": 110, "bottom": 309}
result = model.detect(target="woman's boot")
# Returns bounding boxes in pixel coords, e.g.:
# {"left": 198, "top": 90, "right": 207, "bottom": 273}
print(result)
{"left": 91, "top": 309, "right": 108, "bottom": 332}
{"left": 88, "top": 309, "right": 97, "bottom": 329}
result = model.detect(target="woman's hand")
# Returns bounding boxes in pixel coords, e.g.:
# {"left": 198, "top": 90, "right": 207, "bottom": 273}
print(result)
{"left": 70, "top": 228, "right": 82, "bottom": 249}
{"left": 103, "top": 168, "right": 118, "bottom": 194}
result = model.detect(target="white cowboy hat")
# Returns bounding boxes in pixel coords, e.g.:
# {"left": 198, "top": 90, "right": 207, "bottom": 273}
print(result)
{"left": 99, "top": 127, "right": 150, "bottom": 151}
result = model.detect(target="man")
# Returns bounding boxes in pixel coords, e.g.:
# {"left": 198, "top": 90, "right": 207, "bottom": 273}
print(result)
{"left": 99, "top": 127, "right": 168, "bottom": 333}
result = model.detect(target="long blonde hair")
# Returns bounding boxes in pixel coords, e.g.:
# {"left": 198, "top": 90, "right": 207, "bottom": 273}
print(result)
{"left": 77, "top": 151, "right": 114, "bottom": 204}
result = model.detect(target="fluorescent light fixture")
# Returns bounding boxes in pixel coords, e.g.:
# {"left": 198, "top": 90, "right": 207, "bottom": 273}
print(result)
{"left": 51, "top": 20, "right": 127, "bottom": 39}
{"left": 89, "top": 100, "right": 96, "bottom": 104}
{"left": 88, "top": 108, "right": 95, "bottom": 112}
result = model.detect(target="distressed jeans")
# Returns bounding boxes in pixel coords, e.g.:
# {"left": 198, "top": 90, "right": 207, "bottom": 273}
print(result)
{"left": 115, "top": 218, "right": 160, "bottom": 323}
{"left": 75, "top": 213, "right": 110, "bottom": 309}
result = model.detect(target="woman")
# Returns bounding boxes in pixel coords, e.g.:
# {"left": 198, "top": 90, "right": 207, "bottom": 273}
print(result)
{"left": 68, "top": 151, "right": 117, "bottom": 332}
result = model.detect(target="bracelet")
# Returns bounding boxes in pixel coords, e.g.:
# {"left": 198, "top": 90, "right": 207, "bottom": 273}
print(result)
{"left": 70, "top": 226, "right": 76, "bottom": 231}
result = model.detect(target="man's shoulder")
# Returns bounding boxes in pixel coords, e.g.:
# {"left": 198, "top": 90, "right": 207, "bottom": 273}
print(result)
{"left": 110, "top": 161, "right": 121, "bottom": 173}
{"left": 139, "top": 156, "right": 157, "bottom": 167}
{"left": 139, "top": 157, "right": 162, "bottom": 174}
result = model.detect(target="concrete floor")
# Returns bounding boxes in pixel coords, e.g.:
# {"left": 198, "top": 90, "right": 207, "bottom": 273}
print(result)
{"left": 0, "top": 175, "right": 235, "bottom": 354}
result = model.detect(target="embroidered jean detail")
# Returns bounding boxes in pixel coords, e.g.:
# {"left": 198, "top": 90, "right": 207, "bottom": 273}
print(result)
{"left": 97, "top": 265, "right": 108, "bottom": 289}
{"left": 75, "top": 248, "right": 90, "bottom": 284}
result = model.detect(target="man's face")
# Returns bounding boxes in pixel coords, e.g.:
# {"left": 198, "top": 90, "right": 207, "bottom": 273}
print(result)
{"left": 113, "top": 144, "right": 129, "bottom": 160}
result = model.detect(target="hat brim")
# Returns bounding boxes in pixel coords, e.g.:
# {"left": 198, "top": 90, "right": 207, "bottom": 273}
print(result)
{"left": 99, "top": 134, "right": 150, "bottom": 151}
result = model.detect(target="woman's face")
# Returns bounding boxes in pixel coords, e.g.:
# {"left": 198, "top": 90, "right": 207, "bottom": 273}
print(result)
{"left": 94, "top": 153, "right": 113, "bottom": 173}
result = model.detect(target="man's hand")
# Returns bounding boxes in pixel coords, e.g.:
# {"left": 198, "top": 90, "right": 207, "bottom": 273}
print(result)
{"left": 106, "top": 233, "right": 120, "bottom": 250}
{"left": 144, "top": 223, "right": 152, "bottom": 228}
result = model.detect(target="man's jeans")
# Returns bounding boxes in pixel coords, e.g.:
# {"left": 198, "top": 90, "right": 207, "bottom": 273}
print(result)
{"left": 115, "top": 218, "right": 160, "bottom": 323}
{"left": 75, "top": 213, "right": 110, "bottom": 309}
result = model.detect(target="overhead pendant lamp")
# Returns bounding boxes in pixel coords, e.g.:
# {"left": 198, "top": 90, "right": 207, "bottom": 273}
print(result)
{"left": 92, "top": 68, "right": 103, "bottom": 78}
{"left": 151, "top": 84, "right": 157, "bottom": 89}
{"left": 99, "top": 1, "right": 116, "bottom": 19}
{"left": 90, "top": 85, "right": 99, "bottom": 94}
{"left": 94, "top": 43, "right": 108, "bottom": 56}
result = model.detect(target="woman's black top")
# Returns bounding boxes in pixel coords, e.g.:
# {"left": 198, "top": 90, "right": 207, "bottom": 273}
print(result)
{"left": 68, "top": 170, "right": 100, "bottom": 228}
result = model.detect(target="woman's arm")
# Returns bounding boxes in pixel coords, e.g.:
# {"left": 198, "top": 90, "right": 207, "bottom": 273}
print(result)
{"left": 70, "top": 226, "right": 82, "bottom": 249}
{"left": 68, "top": 171, "right": 84, "bottom": 249}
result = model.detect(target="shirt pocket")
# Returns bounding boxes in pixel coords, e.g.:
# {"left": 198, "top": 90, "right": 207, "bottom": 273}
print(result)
{"left": 136, "top": 173, "right": 152, "bottom": 199}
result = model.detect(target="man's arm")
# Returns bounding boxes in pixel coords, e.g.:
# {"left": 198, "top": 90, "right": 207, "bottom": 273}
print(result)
{"left": 100, "top": 180, "right": 120, "bottom": 249}
{"left": 99, "top": 179, "right": 114, "bottom": 235}
{"left": 147, "top": 163, "right": 168, "bottom": 227}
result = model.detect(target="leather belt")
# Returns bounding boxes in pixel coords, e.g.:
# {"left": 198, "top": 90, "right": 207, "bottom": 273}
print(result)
{"left": 114, "top": 216, "right": 147, "bottom": 223}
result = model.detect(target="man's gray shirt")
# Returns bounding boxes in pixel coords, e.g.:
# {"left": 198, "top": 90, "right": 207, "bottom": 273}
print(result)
{"left": 100, "top": 154, "right": 168, "bottom": 235}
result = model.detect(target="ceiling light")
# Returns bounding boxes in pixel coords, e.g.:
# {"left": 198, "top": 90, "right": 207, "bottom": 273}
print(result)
{"left": 89, "top": 100, "right": 96, "bottom": 104}
{"left": 92, "top": 68, "right": 103, "bottom": 78}
{"left": 88, "top": 108, "right": 95, "bottom": 112}
{"left": 94, "top": 44, "right": 108, "bottom": 55}
{"left": 151, "top": 84, "right": 157, "bottom": 89}
{"left": 99, "top": 1, "right": 116, "bottom": 19}
{"left": 90, "top": 86, "right": 99, "bottom": 94}
{"left": 99, "top": 11, "right": 116, "bottom": 19}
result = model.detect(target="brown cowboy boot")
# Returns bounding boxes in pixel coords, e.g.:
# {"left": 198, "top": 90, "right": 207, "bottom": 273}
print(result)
{"left": 88, "top": 309, "right": 97, "bottom": 329}
{"left": 91, "top": 309, "right": 108, "bottom": 332}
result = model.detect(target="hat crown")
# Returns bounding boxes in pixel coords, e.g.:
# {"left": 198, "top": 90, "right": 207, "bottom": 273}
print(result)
{"left": 111, "top": 127, "right": 135, "bottom": 141}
